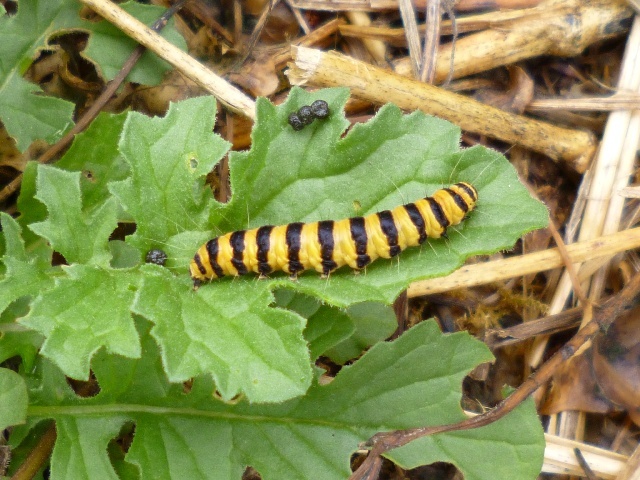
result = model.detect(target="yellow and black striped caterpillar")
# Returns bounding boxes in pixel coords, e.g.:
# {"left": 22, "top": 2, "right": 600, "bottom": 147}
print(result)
{"left": 190, "top": 182, "right": 478, "bottom": 287}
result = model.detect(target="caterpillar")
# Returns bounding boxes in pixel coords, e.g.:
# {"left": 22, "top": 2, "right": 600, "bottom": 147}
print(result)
{"left": 190, "top": 182, "right": 478, "bottom": 287}
{"left": 288, "top": 100, "right": 330, "bottom": 131}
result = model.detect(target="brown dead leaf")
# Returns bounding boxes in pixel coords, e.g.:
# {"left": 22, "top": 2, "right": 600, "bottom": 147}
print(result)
{"left": 541, "top": 305, "right": 640, "bottom": 425}
{"left": 227, "top": 54, "right": 279, "bottom": 97}
{"left": 541, "top": 347, "right": 614, "bottom": 415}
{"left": 474, "top": 66, "right": 535, "bottom": 114}
{"left": 261, "top": 3, "right": 299, "bottom": 44}
{"left": 592, "top": 306, "right": 640, "bottom": 424}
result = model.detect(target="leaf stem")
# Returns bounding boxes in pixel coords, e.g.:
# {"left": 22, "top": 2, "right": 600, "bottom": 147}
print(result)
{"left": 10, "top": 423, "right": 56, "bottom": 480}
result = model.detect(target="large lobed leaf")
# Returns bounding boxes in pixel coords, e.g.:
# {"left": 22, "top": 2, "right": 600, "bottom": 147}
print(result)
{"left": 9, "top": 320, "right": 543, "bottom": 480}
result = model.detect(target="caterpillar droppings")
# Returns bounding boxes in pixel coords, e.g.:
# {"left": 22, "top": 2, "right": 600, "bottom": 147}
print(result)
{"left": 190, "top": 182, "right": 478, "bottom": 287}
{"left": 287, "top": 100, "right": 330, "bottom": 130}
{"left": 146, "top": 249, "right": 168, "bottom": 266}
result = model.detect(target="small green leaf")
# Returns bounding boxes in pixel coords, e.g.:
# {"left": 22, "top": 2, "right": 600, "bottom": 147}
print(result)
{"left": 0, "top": 298, "right": 43, "bottom": 369}
{"left": 133, "top": 266, "right": 312, "bottom": 403}
{"left": 29, "top": 165, "right": 118, "bottom": 266}
{"left": 0, "top": 213, "right": 53, "bottom": 316}
{"left": 304, "top": 305, "right": 355, "bottom": 361}
{"left": 19, "top": 266, "right": 141, "bottom": 380}
{"left": 0, "top": 0, "right": 80, "bottom": 150}
{"left": 56, "top": 111, "right": 129, "bottom": 213}
{"left": 83, "top": 1, "right": 187, "bottom": 85}
{"left": 0, "top": 368, "right": 28, "bottom": 429}
{"left": 324, "top": 302, "right": 398, "bottom": 364}
{"left": 109, "top": 96, "right": 231, "bottom": 253}
{"left": 388, "top": 399, "right": 544, "bottom": 480}
{"left": 51, "top": 417, "right": 126, "bottom": 479}
{"left": 16, "top": 161, "right": 49, "bottom": 246}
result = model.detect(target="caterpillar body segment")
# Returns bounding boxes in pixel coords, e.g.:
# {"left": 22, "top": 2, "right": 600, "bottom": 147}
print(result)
{"left": 190, "top": 182, "right": 478, "bottom": 285}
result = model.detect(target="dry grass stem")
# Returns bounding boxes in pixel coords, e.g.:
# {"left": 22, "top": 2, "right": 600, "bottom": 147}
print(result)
{"left": 420, "top": 0, "right": 441, "bottom": 83}
{"left": 397, "top": 0, "right": 422, "bottom": 75}
{"left": 543, "top": 433, "right": 629, "bottom": 479}
{"left": 79, "top": 0, "right": 256, "bottom": 118}
{"left": 287, "top": 46, "right": 597, "bottom": 170}
{"left": 531, "top": 15, "right": 640, "bottom": 372}
{"left": 273, "top": 18, "right": 345, "bottom": 69}
{"left": 528, "top": 92, "right": 640, "bottom": 112}
{"left": 407, "top": 227, "right": 640, "bottom": 297}
{"left": 484, "top": 307, "right": 583, "bottom": 349}
{"left": 392, "top": 0, "right": 632, "bottom": 83}
{"left": 345, "top": 11, "right": 387, "bottom": 64}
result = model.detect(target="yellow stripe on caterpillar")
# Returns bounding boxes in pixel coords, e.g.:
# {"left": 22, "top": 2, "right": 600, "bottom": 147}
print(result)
{"left": 190, "top": 182, "right": 478, "bottom": 286}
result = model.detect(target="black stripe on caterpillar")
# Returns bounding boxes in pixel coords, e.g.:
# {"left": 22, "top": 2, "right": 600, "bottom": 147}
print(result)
{"left": 190, "top": 182, "right": 478, "bottom": 287}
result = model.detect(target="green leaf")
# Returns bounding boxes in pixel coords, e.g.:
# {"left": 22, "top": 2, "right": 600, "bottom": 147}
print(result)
{"left": 324, "top": 301, "right": 398, "bottom": 364}
{"left": 0, "top": 213, "right": 53, "bottom": 316}
{"left": 388, "top": 399, "right": 544, "bottom": 480}
{"left": 16, "top": 161, "right": 49, "bottom": 247}
{"left": 0, "top": 298, "right": 43, "bottom": 369}
{"left": 19, "top": 266, "right": 141, "bottom": 380}
{"left": 55, "top": 111, "right": 129, "bottom": 213}
{"left": 21, "top": 321, "right": 544, "bottom": 479}
{"left": 109, "top": 96, "right": 231, "bottom": 255}
{"left": 193, "top": 87, "right": 549, "bottom": 305}
{"left": 0, "top": 0, "right": 185, "bottom": 151}
{"left": 133, "top": 266, "right": 312, "bottom": 403}
{"left": 277, "top": 291, "right": 397, "bottom": 362}
{"left": 29, "top": 165, "right": 118, "bottom": 266}
{"left": 0, "top": 368, "right": 28, "bottom": 429}
{"left": 304, "top": 304, "right": 355, "bottom": 361}
{"left": 0, "top": 0, "right": 78, "bottom": 150}
{"left": 51, "top": 417, "right": 125, "bottom": 479}
{"left": 83, "top": 1, "right": 187, "bottom": 85}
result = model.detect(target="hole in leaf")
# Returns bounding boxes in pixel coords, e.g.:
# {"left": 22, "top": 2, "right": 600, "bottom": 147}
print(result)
{"left": 82, "top": 170, "right": 95, "bottom": 182}
{"left": 66, "top": 370, "right": 100, "bottom": 398}
{"left": 107, "top": 422, "right": 136, "bottom": 468}
{"left": 3, "top": 1, "right": 17, "bottom": 15}
{"left": 242, "top": 466, "right": 261, "bottom": 480}
{"left": 51, "top": 251, "right": 68, "bottom": 267}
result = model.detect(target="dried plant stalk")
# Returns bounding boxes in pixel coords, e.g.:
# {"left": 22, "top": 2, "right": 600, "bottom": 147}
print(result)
{"left": 79, "top": 0, "right": 256, "bottom": 118}
{"left": 287, "top": 46, "right": 596, "bottom": 170}
{"left": 407, "top": 227, "right": 640, "bottom": 297}
{"left": 393, "top": 0, "right": 632, "bottom": 83}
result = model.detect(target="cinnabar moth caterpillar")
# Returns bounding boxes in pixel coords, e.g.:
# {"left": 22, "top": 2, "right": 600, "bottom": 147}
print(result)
{"left": 190, "top": 182, "right": 478, "bottom": 286}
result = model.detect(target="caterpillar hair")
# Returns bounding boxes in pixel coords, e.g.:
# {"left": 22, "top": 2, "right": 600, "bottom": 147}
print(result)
{"left": 190, "top": 182, "right": 478, "bottom": 286}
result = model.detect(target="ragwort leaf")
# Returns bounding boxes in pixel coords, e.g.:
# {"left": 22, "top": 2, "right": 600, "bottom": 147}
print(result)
{"left": 133, "top": 265, "right": 312, "bottom": 403}
{"left": 109, "top": 96, "right": 231, "bottom": 254}
{"left": 0, "top": 213, "right": 52, "bottom": 316}
{"left": 19, "top": 265, "right": 140, "bottom": 380}
{"left": 55, "top": 111, "right": 129, "bottom": 213}
{"left": 29, "top": 165, "right": 118, "bottom": 266}
{"left": 19, "top": 320, "right": 543, "bottom": 480}
{"left": 0, "top": 0, "right": 78, "bottom": 150}
{"left": 0, "top": 368, "right": 28, "bottom": 430}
